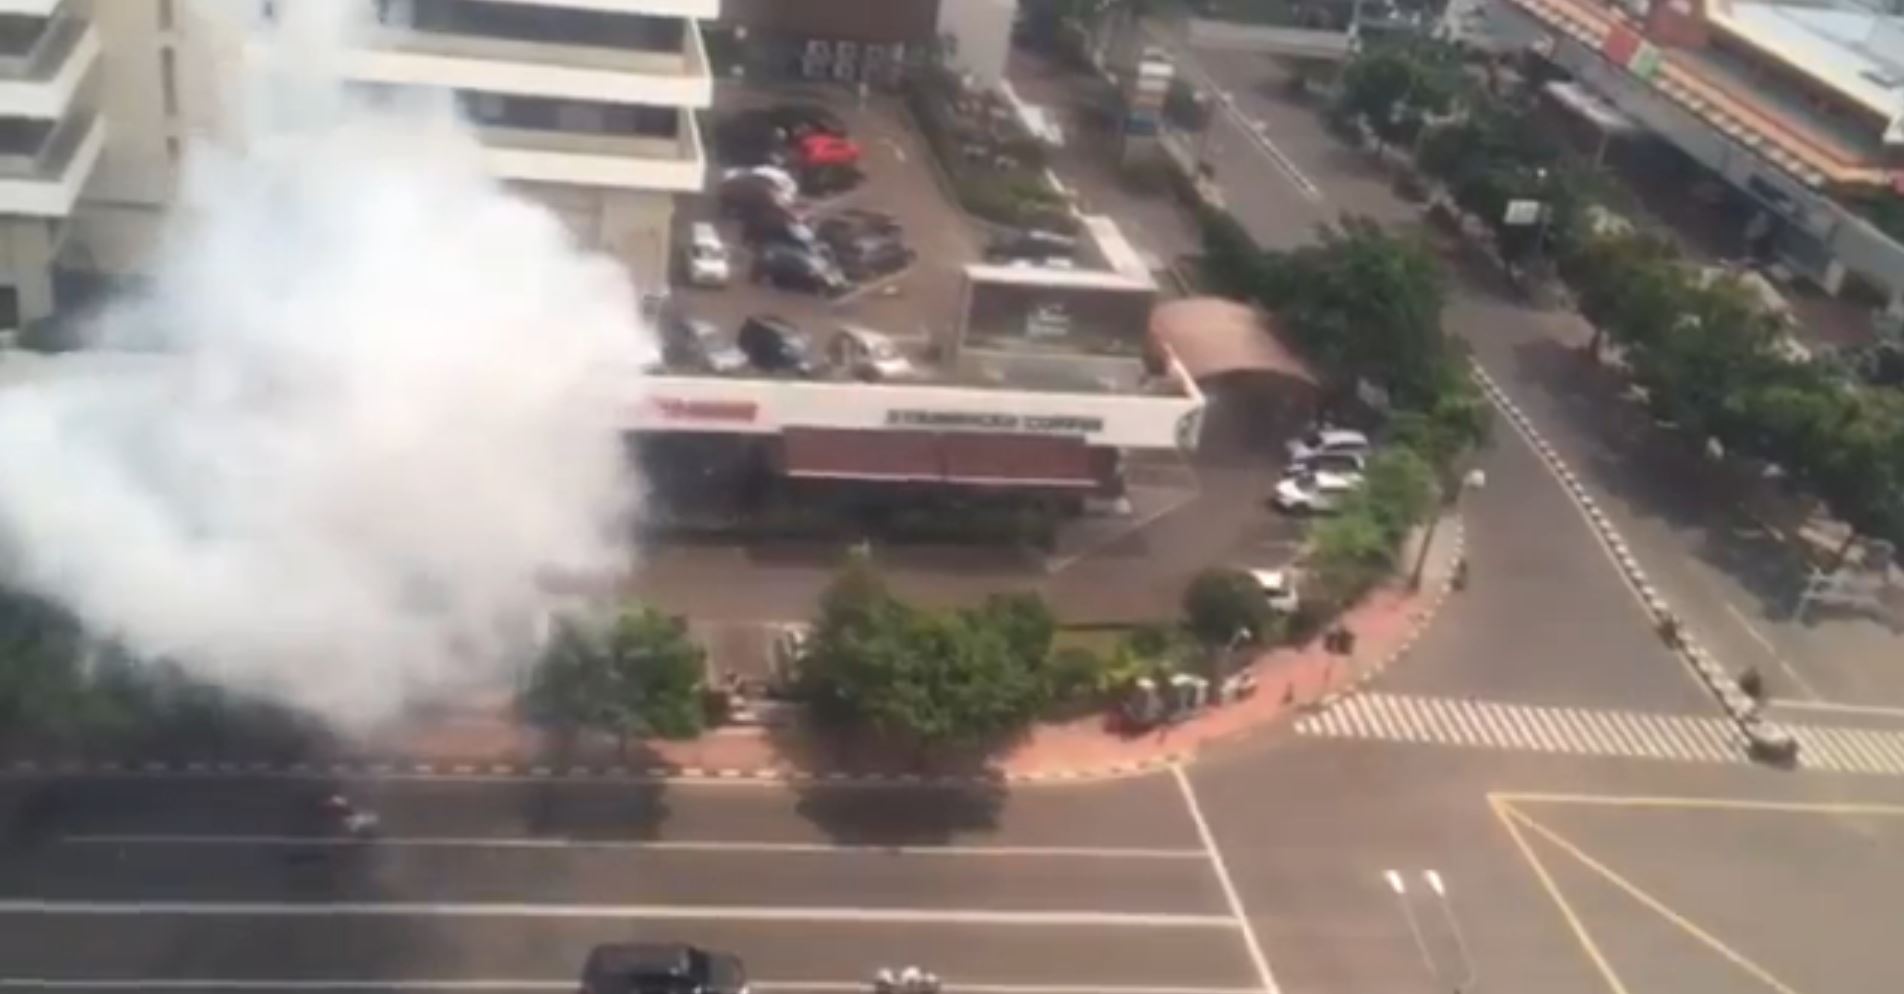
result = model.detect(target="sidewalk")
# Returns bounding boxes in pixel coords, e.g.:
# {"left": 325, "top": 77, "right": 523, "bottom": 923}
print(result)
{"left": 349, "top": 510, "right": 1467, "bottom": 784}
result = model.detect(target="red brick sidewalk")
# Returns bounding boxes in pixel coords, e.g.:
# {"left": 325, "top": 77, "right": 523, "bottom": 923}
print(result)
{"left": 370, "top": 566, "right": 1456, "bottom": 784}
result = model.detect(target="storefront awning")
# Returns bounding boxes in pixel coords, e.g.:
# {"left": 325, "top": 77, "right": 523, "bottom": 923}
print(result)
{"left": 781, "top": 428, "right": 1098, "bottom": 489}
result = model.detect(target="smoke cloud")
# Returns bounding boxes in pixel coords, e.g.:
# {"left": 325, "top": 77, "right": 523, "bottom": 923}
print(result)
{"left": 0, "top": 2, "right": 649, "bottom": 728}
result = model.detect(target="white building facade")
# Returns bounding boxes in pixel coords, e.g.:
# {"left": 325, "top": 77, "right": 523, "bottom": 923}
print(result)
{"left": 8, "top": 0, "right": 717, "bottom": 330}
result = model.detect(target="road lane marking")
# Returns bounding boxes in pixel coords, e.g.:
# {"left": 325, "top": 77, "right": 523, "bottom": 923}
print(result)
{"left": 1503, "top": 803, "right": 1807, "bottom": 994}
{"left": 1768, "top": 697, "right": 1904, "bottom": 719}
{"left": 0, "top": 974, "right": 1271, "bottom": 982}
{"left": 1488, "top": 798, "right": 1632, "bottom": 994}
{"left": 56, "top": 836, "right": 1207, "bottom": 861}
{"left": 1172, "top": 766, "right": 1282, "bottom": 994}
{"left": 1490, "top": 791, "right": 1904, "bottom": 815}
{"left": 0, "top": 900, "right": 1236, "bottom": 929}
{"left": 1720, "top": 600, "right": 1819, "bottom": 701}
{"left": 1298, "top": 694, "right": 1750, "bottom": 765}
{"left": 0, "top": 983, "right": 1263, "bottom": 994}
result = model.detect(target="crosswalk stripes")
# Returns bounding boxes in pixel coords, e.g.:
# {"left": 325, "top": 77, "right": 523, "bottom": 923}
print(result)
{"left": 1298, "top": 693, "right": 1904, "bottom": 776}
{"left": 1298, "top": 693, "right": 1749, "bottom": 765}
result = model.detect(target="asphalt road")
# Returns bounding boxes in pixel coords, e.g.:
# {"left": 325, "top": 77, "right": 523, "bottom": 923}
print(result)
{"left": 0, "top": 774, "right": 1260, "bottom": 992}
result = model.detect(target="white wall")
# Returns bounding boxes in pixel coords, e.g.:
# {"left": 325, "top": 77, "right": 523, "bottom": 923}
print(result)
{"left": 937, "top": 0, "right": 1017, "bottom": 88}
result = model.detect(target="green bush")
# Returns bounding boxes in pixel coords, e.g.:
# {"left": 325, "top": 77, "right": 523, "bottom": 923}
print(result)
{"left": 1182, "top": 568, "right": 1270, "bottom": 647}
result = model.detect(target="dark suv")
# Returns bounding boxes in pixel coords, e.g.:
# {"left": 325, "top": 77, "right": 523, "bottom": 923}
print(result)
{"left": 737, "top": 315, "right": 821, "bottom": 376}
{"left": 581, "top": 943, "right": 747, "bottom": 994}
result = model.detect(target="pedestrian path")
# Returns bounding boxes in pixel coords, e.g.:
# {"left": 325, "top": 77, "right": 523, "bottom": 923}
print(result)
{"left": 1297, "top": 693, "right": 1750, "bottom": 764}
{"left": 1297, "top": 693, "right": 1904, "bottom": 776}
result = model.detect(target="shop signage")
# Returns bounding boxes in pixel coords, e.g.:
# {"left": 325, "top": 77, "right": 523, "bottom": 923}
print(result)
{"left": 886, "top": 409, "right": 1106, "bottom": 435}
{"left": 653, "top": 397, "right": 759, "bottom": 423}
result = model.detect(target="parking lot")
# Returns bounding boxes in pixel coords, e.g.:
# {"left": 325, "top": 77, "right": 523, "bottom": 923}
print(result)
{"left": 669, "top": 85, "right": 983, "bottom": 358}
{"left": 0, "top": 772, "right": 1270, "bottom": 992}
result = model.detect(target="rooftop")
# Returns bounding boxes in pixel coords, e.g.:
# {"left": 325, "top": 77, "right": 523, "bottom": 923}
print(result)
{"left": 1708, "top": 0, "right": 1904, "bottom": 124}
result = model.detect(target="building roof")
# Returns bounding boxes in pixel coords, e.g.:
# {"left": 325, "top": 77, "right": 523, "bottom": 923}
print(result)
{"left": 1147, "top": 298, "right": 1317, "bottom": 383}
{"left": 1708, "top": 1, "right": 1904, "bottom": 125}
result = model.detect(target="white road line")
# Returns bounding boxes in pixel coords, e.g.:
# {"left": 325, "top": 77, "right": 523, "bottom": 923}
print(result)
{"left": 56, "top": 836, "right": 1207, "bottom": 861}
{"left": 1171, "top": 766, "right": 1283, "bottom": 994}
{"left": 1769, "top": 698, "right": 1904, "bottom": 719}
{"left": 0, "top": 900, "right": 1235, "bottom": 929}
{"left": 1721, "top": 599, "right": 1820, "bottom": 701}
{"left": 0, "top": 974, "right": 1264, "bottom": 982}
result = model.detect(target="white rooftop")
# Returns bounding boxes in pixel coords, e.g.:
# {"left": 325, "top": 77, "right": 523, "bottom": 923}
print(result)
{"left": 1711, "top": 0, "right": 1904, "bottom": 123}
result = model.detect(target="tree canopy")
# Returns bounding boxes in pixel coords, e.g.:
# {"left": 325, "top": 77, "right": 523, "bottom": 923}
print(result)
{"left": 800, "top": 552, "right": 1052, "bottom": 753}
{"left": 524, "top": 604, "right": 707, "bottom": 749}
{"left": 1182, "top": 568, "right": 1271, "bottom": 647}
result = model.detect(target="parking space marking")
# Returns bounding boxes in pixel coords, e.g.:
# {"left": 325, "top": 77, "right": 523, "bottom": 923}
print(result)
{"left": 0, "top": 899, "right": 1237, "bottom": 929}
{"left": 0, "top": 974, "right": 1264, "bottom": 982}
{"left": 58, "top": 835, "right": 1207, "bottom": 861}
{"left": 1172, "top": 766, "right": 1282, "bottom": 994}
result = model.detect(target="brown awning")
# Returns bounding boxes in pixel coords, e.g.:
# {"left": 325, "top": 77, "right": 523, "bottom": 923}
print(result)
{"left": 1149, "top": 297, "right": 1317, "bottom": 383}
{"left": 940, "top": 433, "right": 1095, "bottom": 488}
{"left": 781, "top": 428, "right": 1098, "bottom": 489}
{"left": 782, "top": 428, "right": 941, "bottom": 482}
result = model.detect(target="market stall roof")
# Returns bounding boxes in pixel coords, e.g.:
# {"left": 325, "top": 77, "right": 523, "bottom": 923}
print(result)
{"left": 1148, "top": 298, "right": 1317, "bottom": 383}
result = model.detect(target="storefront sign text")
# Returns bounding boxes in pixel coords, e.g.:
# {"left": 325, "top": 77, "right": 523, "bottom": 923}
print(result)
{"left": 654, "top": 398, "right": 759, "bottom": 423}
{"left": 886, "top": 409, "right": 1105, "bottom": 435}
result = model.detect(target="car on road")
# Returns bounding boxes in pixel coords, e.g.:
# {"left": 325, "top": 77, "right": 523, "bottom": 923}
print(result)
{"left": 581, "top": 942, "right": 747, "bottom": 994}
{"left": 1270, "top": 469, "right": 1363, "bottom": 514}
{"left": 660, "top": 314, "right": 747, "bottom": 374}
{"left": 751, "top": 243, "right": 847, "bottom": 296}
{"left": 817, "top": 208, "right": 902, "bottom": 246}
{"left": 1286, "top": 427, "right": 1370, "bottom": 464}
{"left": 737, "top": 314, "right": 822, "bottom": 375}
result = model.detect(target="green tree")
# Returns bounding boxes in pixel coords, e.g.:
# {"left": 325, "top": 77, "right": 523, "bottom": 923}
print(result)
{"left": 524, "top": 604, "right": 707, "bottom": 753}
{"left": 1360, "top": 447, "right": 1439, "bottom": 540}
{"left": 1305, "top": 508, "right": 1394, "bottom": 611}
{"left": 1258, "top": 216, "right": 1450, "bottom": 406}
{"left": 801, "top": 561, "right": 1050, "bottom": 755}
{"left": 1181, "top": 568, "right": 1270, "bottom": 647}
{"left": 1337, "top": 40, "right": 1465, "bottom": 150}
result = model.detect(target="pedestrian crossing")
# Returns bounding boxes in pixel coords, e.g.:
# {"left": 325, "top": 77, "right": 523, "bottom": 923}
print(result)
{"left": 1296, "top": 693, "right": 1904, "bottom": 776}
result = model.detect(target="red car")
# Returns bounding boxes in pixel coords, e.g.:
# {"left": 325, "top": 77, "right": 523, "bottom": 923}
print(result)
{"left": 794, "top": 133, "right": 861, "bottom": 168}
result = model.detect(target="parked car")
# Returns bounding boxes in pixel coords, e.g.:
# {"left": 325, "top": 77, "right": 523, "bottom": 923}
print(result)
{"left": 829, "top": 325, "right": 917, "bottom": 381}
{"left": 721, "top": 165, "right": 798, "bottom": 203}
{"left": 580, "top": 942, "right": 747, "bottom": 994}
{"left": 1286, "top": 449, "right": 1367, "bottom": 477}
{"left": 1286, "top": 427, "right": 1371, "bottom": 464}
{"left": 816, "top": 209, "right": 902, "bottom": 247}
{"left": 660, "top": 313, "right": 747, "bottom": 374}
{"left": 752, "top": 244, "right": 846, "bottom": 296}
{"left": 762, "top": 102, "right": 848, "bottom": 139}
{"left": 833, "top": 233, "right": 915, "bottom": 282}
{"left": 798, "top": 162, "right": 865, "bottom": 197}
{"left": 737, "top": 314, "right": 821, "bottom": 375}
{"left": 1247, "top": 568, "right": 1301, "bottom": 615}
{"left": 719, "top": 174, "right": 795, "bottom": 221}
{"left": 985, "top": 228, "right": 1079, "bottom": 264}
{"left": 684, "top": 222, "right": 732, "bottom": 288}
{"left": 1270, "top": 469, "right": 1363, "bottom": 514}
{"left": 793, "top": 133, "right": 862, "bottom": 169}
{"left": 747, "top": 212, "right": 828, "bottom": 256}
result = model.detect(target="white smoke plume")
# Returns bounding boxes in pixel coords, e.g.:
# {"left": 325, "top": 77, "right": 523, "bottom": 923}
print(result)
{"left": 0, "top": 1, "right": 650, "bottom": 729}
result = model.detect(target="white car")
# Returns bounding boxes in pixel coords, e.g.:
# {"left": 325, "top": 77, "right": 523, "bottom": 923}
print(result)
{"left": 1246, "top": 568, "right": 1301, "bottom": 614}
{"left": 1271, "top": 470, "right": 1363, "bottom": 514}
{"left": 1287, "top": 449, "right": 1367, "bottom": 477}
{"left": 1286, "top": 427, "right": 1370, "bottom": 464}
{"left": 686, "top": 222, "right": 732, "bottom": 287}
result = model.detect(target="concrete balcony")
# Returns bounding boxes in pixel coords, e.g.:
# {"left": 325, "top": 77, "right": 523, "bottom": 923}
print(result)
{"left": 0, "top": 14, "right": 99, "bottom": 119}
{"left": 342, "top": 1, "right": 713, "bottom": 108}
{"left": 475, "top": 104, "right": 705, "bottom": 191}
{"left": 0, "top": 110, "right": 104, "bottom": 216}
{"left": 0, "top": 1, "right": 65, "bottom": 15}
